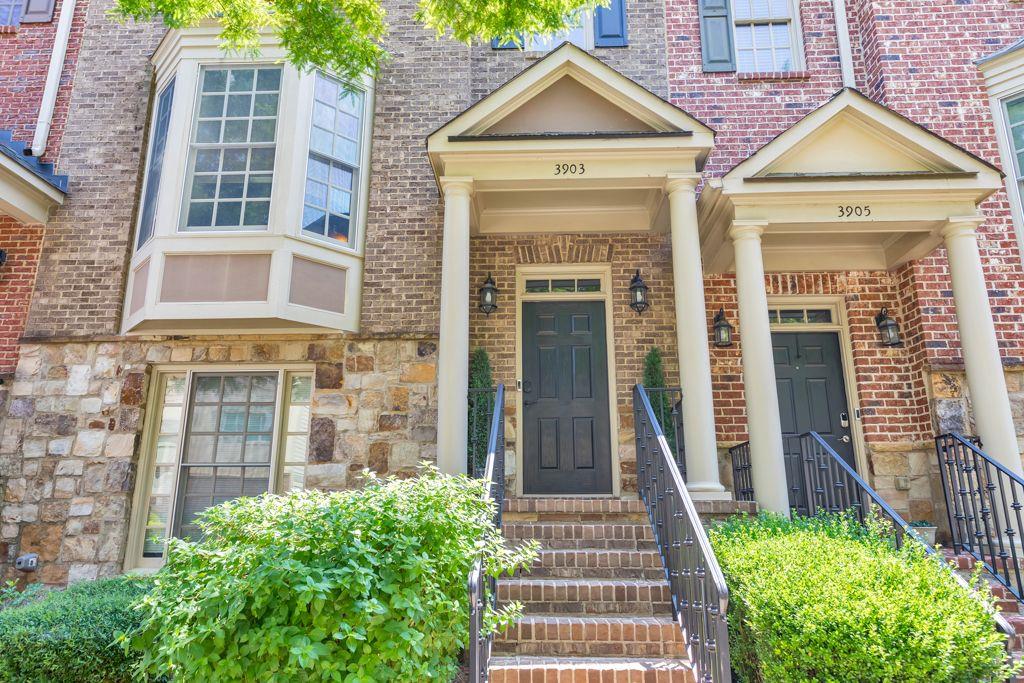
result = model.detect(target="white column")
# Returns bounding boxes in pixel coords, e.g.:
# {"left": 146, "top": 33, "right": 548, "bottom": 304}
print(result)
{"left": 436, "top": 177, "right": 474, "bottom": 475}
{"left": 666, "top": 175, "right": 726, "bottom": 496}
{"left": 729, "top": 221, "right": 790, "bottom": 514}
{"left": 942, "top": 216, "right": 1022, "bottom": 475}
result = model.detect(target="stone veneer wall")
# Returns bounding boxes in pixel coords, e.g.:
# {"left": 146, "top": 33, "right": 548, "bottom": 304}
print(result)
{"left": 0, "top": 336, "right": 438, "bottom": 584}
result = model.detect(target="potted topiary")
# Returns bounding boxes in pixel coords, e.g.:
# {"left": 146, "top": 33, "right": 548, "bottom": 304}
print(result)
{"left": 909, "top": 520, "right": 937, "bottom": 546}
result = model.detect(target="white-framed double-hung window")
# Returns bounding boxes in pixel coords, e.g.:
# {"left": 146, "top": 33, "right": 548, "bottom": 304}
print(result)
{"left": 128, "top": 368, "right": 312, "bottom": 569}
{"left": 302, "top": 72, "right": 365, "bottom": 247}
{"left": 182, "top": 66, "right": 282, "bottom": 231}
{"left": 732, "top": 0, "right": 802, "bottom": 73}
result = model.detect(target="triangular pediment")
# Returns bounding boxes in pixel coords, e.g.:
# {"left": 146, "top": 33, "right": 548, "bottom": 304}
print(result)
{"left": 428, "top": 43, "right": 713, "bottom": 143}
{"left": 483, "top": 75, "right": 656, "bottom": 135}
{"left": 726, "top": 88, "right": 1001, "bottom": 181}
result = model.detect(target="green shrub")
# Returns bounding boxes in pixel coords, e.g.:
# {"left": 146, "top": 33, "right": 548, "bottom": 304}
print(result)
{"left": 0, "top": 575, "right": 152, "bottom": 683}
{"left": 642, "top": 347, "right": 676, "bottom": 451}
{"left": 710, "top": 513, "right": 1015, "bottom": 683}
{"left": 131, "top": 467, "right": 536, "bottom": 682}
{"left": 468, "top": 347, "right": 495, "bottom": 475}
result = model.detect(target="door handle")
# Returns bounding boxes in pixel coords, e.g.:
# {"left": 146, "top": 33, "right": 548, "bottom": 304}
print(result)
{"left": 840, "top": 435, "right": 851, "bottom": 443}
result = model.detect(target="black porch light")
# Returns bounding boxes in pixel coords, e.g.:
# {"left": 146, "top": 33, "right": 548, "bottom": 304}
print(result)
{"left": 875, "top": 307, "right": 903, "bottom": 347}
{"left": 478, "top": 273, "right": 498, "bottom": 315}
{"left": 629, "top": 270, "right": 650, "bottom": 314}
{"left": 713, "top": 308, "right": 734, "bottom": 347}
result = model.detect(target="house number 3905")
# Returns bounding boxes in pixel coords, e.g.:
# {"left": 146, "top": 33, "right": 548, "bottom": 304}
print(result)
{"left": 554, "top": 163, "right": 585, "bottom": 176}
{"left": 837, "top": 205, "right": 871, "bottom": 218}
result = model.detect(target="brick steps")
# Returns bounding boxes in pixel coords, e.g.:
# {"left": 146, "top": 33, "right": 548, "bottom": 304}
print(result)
{"left": 488, "top": 656, "right": 695, "bottom": 683}
{"left": 522, "top": 548, "right": 666, "bottom": 580}
{"left": 490, "top": 496, "right": 692, "bottom": 679}
{"left": 495, "top": 615, "right": 686, "bottom": 657}
{"left": 503, "top": 521, "right": 657, "bottom": 551}
{"left": 499, "top": 577, "right": 673, "bottom": 615}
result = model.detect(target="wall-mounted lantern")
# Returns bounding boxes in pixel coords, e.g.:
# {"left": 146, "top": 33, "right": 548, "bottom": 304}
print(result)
{"left": 875, "top": 307, "right": 903, "bottom": 347}
{"left": 478, "top": 273, "right": 498, "bottom": 316}
{"left": 629, "top": 270, "right": 650, "bottom": 314}
{"left": 713, "top": 308, "right": 734, "bottom": 347}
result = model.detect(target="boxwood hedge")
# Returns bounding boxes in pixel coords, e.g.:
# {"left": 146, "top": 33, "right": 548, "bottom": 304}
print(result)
{"left": 710, "top": 513, "right": 1016, "bottom": 683}
{"left": 0, "top": 575, "right": 152, "bottom": 683}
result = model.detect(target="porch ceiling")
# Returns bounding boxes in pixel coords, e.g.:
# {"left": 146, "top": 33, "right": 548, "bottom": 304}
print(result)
{"left": 696, "top": 89, "right": 1004, "bottom": 273}
{"left": 427, "top": 43, "right": 714, "bottom": 235}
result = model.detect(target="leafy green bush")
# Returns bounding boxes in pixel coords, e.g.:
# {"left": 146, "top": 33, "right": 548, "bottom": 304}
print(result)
{"left": 0, "top": 576, "right": 152, "bottom": 683}
{"left": 710, "top": 513, "right": 1015, "bottom": 683}
{"left": 131, "top": 467, "right": 536, "bottom": 681}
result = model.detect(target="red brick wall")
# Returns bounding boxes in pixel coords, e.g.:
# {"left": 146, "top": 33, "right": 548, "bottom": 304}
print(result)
{"left": 664, "top": 0, "right": 1024, "bottom": 444}
{"left": 0, "top": 218, "right": 44, "bottom": 373}
{"left": 0, "top": 0, "right": 87, "bottom": 373}
{"left": 0, "top": 0, "right": 88, "bottom": 164}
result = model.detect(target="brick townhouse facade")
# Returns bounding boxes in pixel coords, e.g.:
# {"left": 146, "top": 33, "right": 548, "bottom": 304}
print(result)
{"left": 0, "top": 0, "right": 1024, "bottom": 591}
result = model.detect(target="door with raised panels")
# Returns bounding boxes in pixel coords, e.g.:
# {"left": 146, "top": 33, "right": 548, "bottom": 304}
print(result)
{"left": 522, "top": 301, "right": 612, "bottom": 495}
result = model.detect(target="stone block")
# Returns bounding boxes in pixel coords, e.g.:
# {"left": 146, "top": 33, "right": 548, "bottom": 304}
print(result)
{"left": 315, "top": 363, "right": 345, "bottom": 390}
{"left": 105, "top": 433, "right": 136, "bottom": 459}
{"left": 378, "top": 414, "right": 407, "bottom": 431}
{"left": 69, "top": 498, "right": 95, "bottom": 517}
{"left": 309, "top": 417, "right": 336, "bottom": 462}
{"left": 72, "top": 431, "right": 106, "bottom": 458}
{"left": 400, "top": 362, "right": 436, "bottom": 383}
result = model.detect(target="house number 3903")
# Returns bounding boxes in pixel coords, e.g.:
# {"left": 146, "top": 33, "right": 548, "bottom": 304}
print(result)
{"left": 554, "top": 163, "right": 585, "bottom": 176}
{"left": 837, "top": 205, "right": 871, "bottom": 218}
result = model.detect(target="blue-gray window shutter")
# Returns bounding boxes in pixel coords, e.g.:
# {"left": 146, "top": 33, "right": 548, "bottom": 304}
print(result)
{"left": 21, "top": 0, "right": 56, "bottom": 23}
{"left": 594, "top": 0, "right": 628, "bottom": 47}
{"left": 698, "top": 0, "right": 736, "bottom": 72}
{"left": 491, "top": 34, "right": 522, "bottom": 49}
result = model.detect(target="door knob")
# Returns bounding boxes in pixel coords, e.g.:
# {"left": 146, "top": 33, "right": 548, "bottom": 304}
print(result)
{"left": 840, "top": 435, "right": 851, "bottom": 443}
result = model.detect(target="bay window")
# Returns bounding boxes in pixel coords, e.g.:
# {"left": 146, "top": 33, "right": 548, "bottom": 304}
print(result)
{"left": 130, "top": 368, "right": 313, "bottom": 568}
{"left": 124, "top": 24, "right": 373, "bottom": 335}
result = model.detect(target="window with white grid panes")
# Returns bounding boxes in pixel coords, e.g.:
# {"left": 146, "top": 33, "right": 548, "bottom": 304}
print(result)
{"left": 132, "top": 369, "right": 312, "bottom": 567}
{"left": 732, "top": 0, "right": 799, "bottom": 73}
{"left": 183, "top": 67, "right": 281, "bottom": 230}
{"left": 302, "top": 73, "right": 364, "bottom": 247}
{"left": 0, "top": 0, "right": 23, "bottom": 27}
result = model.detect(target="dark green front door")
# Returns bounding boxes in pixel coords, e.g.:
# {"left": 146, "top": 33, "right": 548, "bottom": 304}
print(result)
{"left": 522, "top": 301, "right": 612, "bottom": 495}
{"left": 773, "top": 331, "right": 855, "bottom": 513}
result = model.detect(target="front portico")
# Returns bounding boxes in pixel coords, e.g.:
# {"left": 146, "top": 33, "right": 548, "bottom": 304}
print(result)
{"left": 427, "top": 44, "right": 724, "bottom": 496}
{"left": 698, "top": 88, "right": 1015, "bottom": 512}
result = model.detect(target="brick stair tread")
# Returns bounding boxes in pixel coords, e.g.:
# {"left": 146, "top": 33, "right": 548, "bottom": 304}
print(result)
{"left": 523, "top": 548, "right": 666, "bottom": 579}
{"left": 487, "top": 656, "right": 695, "bottom": 682}
{"left": 504, "top": 498, "right": 648, "bottom": 514}
{"left": 504, "top": 522, "right": 657, "bottom": 550}
{"left": 499, "top": 577, "right": 672, "bottom": 615}
{"left": 499, "top": 614, "right": 682, "bottom": 640}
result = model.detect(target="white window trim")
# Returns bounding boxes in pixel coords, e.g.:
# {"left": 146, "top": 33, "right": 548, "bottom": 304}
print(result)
{"left": 178, "top": 64, "right": 284, "bottom": 233}
{"left": 122, "top": 24, "right": 374, "bottom": 335}
{"left": 125, "top": 365, "right": 314, "bottom": 572}
{"left": 525, "top": 10, "right": 596, "bottom": 53}
{"left": 980, "top": 49, "right": 1024, "bottom": 263}
{"left": 730, "top": 0, "right": 806, "bottom": 73}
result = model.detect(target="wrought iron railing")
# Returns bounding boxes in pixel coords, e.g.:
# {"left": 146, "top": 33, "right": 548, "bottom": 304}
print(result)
{"left": 795, "top": 431, "right": 919, "bottom": 547}
{"left": 645, "top": 386, "right": 686, "bottom": 480}
{"left": 467, "top": 384, "right": 505, "bottom": 683}
{"left": 729, "top": 441, "right": 754, "bottom": 503}
{"left": 936, "top": 432, "right": 1024, "bottom": 603}
{"left": 468, "top": 386, "right": 498, "bottom": 478}
{"left": 634, "top": 384, "right": 731, "bottom": 683}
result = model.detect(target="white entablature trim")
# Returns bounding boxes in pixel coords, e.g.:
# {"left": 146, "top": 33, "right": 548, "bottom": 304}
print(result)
{"left": 427, "top": 44, "right": 714, "bottom": 234}
{"left": 697, "top": 88, "right": 1004, "bottom": 273}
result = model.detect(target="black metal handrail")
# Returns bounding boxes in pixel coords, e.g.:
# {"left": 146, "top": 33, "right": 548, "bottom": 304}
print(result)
{"left": 634, "top": 384, "right": 731, "bottom": 683}
{"left": 467, "top": 384, "right": 505, "bottom": 683}
{"left": 645, "top": 386, "right": 686, "bottom": 480}
{"left": 728, "top": 441, "right": 754, "bottom": 503}
{"left": 468, "top": 386, "right": 498, "bottom": 478}
{"left": 796, "top": 431, "right": 919, "bottom": 547}
{"left": 936, "top": 432, "right": 1024, "bottom": 603}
